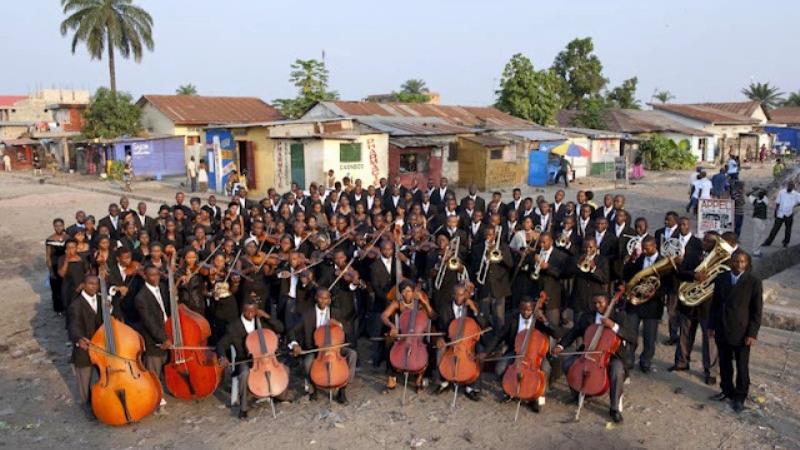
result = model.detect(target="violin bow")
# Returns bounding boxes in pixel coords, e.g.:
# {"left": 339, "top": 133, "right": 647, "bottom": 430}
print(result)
{"left": 223, "top": 248, "right": 243, "bottom": 284}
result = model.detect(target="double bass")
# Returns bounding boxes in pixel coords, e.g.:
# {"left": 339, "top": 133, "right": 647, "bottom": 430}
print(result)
{"left": 164, "top": 256, "right": 223, "bottom": 400}
{"left": 88, "top": 275, "right": 161, "bottom": 426}
{"left": 308, "top": 319, "right": 349, "bottom": 399}
{"left": 566, "top": 286, "right": 625, "bottom": 420}
{"left": 245, "top": 319, "right": 289, "bottom": 418}
{"left": 388, "top": 289, "right": 433, "bottom": 403}
{"left": 438, "top": 304, "right": 489, "bottom": 408}
{"left": 501, "top": 291, "right": 549, "bottom": 421}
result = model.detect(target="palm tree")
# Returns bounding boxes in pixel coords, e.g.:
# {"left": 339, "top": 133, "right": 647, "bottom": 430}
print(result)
{"left": 60, "top": 0, "right": 154, "bottom": 96}
{"left": 741, "top": 82, "right": 784, "bottom": 109}
{"left": 176, "top": 84, "right": 198, "bottom": 95}
{"left": 653, "top": 90, "right": 675, "bottom": 104}
{"left": 783, "top": 91, "right": 800, "bottom": 107}
{"left": 400, "top": 79, "right": 429, "bottom": 95}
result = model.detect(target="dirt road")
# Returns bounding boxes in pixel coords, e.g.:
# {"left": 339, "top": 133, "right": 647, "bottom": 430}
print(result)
{"left": 0, "top": 173, "right": 797, "bottom": 450}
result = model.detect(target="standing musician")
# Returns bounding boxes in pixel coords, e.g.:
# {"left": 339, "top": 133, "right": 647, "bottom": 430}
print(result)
{"left": 289, "top": 288, "right": 357, "bottom": 405}
{"left": 106, "top": 247, "right": 141, "bottom": 323}
{"left": 134, "top": 266, "right": 171, "bottom": 410}
{"left": 576, "top": 205, "right": 595, "bottom": 240}
{"left": 328, "top": 249, "right": 363, "bottom": 344}
{"left": 623, "top": 236, "right": 665, "bottom": 374}
{"left": 570, "top": 237, "right": 610, "bottom": 318}
{"left": 481, "top": 296, "right": 564, "bottom": 412}
{"left": 553, "top": 293, "right": 636, "bottom": 423}
{"left": 381, "top": 280, "right": 436, "bottom": 392}
{"left": 470, "top": 226, "right": 513, "bottom": 330}
{"left": 531, "top": 233, "right": 568, "bottom": 325}
{"left": 551, "top": 190, "right": 567, "bottom": 232}
{"left": 555, "top": 216, "right": 581, "bottom": 257}
{"left": 207, "top": 252, "right": 241, "bottom": 342}
{"left": 613, "top": 210, "right": 634, "bottom": 281}
{"left": 368, "top": 239, "right": 410, "bottom": 367}
{"left": 430, "top": 233, "right": 467, "bottom": 312}
{"left": 594, "top": 218, "right": 618, "bottom": 264}
{"left": 708, "top": 251, "right": 762, "bottom": 413}
{"left": 216, "top": 297, "right": 288, "bottom": 419}
{"left": 656, "top": 211, "right": 681, "bottom": 346}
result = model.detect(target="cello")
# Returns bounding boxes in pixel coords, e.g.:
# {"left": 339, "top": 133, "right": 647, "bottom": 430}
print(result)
{"left": 566, "top": 286, "right": 625, "bottom": 420}
{"left": 308, "top": 319, "right": 350, "bottom": 402}
{"left": 164, "top": 255, "right": 223, "bottom": 400}
{"left": 388, "top": 288, "right": 434, "bottom": 404}
{"left": 438, "top": 302, "right": 491, "bottom": 408}
{"left": 88, "top": 275, "right": 161, "bottom": 426}
{"left": 245, "top": 318, "right": 289, "bottom": 418}
{"left": 501, "top": 291, "right": 549, "bottom": 422}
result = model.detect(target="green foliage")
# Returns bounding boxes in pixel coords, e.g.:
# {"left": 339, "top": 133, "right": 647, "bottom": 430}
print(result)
{"left": 741, "top": 81, "right": 784, "bottom": 109}
{"left": 570, "top": 95, "right": 608, "bottom": 129}
{"left": 60, "top": 0, "right": 154, "bottom": 94}
{"left": 494, "top": 53, "right": 562, "bottom": 125}
{"left": 783, "top": 91, "right": 800, "bottom": 107}
{"left": 552, "top": 37, "right": 607, "bottom": 109}
{"left": 606, "top": 77, "right": 640, "bottom": 109}
{"left": 392, "top": 79, "right": 431, "bottom": 103}
{"left": 654, "top": 90, "right": 675, "bottom": 104}
{"left": 81, "top": 87, "right": 141, "bottom": 139}
{"left": 639, "top": 135, "right": 696, "bottom": 170}
{"left": 107, "top": 160, "right": 125, "bottom": 180}
{"left": 273, "top": 58, "right": 339, "bottom": 119}
{"left": 176, "top": 83, "right": 198, "bottom": 95}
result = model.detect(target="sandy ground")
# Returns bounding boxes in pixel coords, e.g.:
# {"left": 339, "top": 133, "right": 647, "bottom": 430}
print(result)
{"left": 0, "top": 169, "right": 798, "bottom": 450}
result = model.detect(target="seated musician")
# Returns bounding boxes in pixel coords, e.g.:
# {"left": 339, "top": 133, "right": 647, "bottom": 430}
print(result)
{"left": 380, "top": 280, "right": 436, "bottom": 392}
{"left": 289, "top": 288, "right": 357, "bottom": 405}
{"left": 432, "top": 283, "right": 488, "bottom": 401}
{"left": 553, "top": 293, "right": 636, "bottom": 423}
{"left": 481, "top": 296, "right": 563, "bottom": 412}
{"left": 216, "top": 296, "right": 288, "bottom": 419}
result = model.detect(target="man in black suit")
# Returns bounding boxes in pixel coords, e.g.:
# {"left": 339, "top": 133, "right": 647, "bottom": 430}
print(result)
{"left": 430, "top": 177, "right": 455, "bottom": 207}
{"left": 531, "top": 233, "right": 568, "bottom": 325}
{"left": 654, "top": 211, "right": 680, "bottom": 250}
{"left": 593, "top": 193, "right": 618, "bottom": 223}
{"left": 216, "top": 297, "right": 286, "bottom": 419}
{"left": 612, "top": 210, "right": 635, "bottom": 282}
{"left": 66, "top": 210, "right": 87, "bottom": 236}
{"left": 135, "top": 266, "right": 171, "bottom": 407}
{"left": 132, "top": 202, "right": 155, "bottom": 239}
{"left": 368, "top": 239, "right": 410, "bottom": 366}
{"left": 327, "top": 249, "right": 362, "bottom": 344}
{"left": 68, "top": 275, "right": 122, "bottom": 418}
{"left": 593, "top": 218, "right": 618, "bottom": 265}
{"left": 202, "top": 195, "right": 223, "bottom": 224}
{"left": 670, "top": 229, "right": 717, "bottom": 385}
{"left": 466, "top": 210, "right": 486, "bottom": 248}
{"left": 708, "top": 251, "right": 762, "bottom": 413}
{"left": 570, "top": 237, "right": 609, "bottom": 317}
{"left": 172, "top": 192, "right": 193, "bottom": 217}
{"left": 458, "top": 197, "right": 477, "bottom": 231}
{"left": 656, "top": 211, "right": 681, "bottom": 345}
{"left": 98, "top": 203, "right": 122, "bottom": 241}
{"left": 419, "top": 191, "right": 439, "bottom": 227}
{"left": 470, "top": 226, "right": 513, "bottom": 330}
{"left": 289, "top": 288, "right": 357, "bottom": 404}
{"left": 556, "top": 216, "right": 582, "bottom": 258}
{"left": 506, "top": 188, "right": 524, "bottom": 218}
{"left": 576, "top": 204, "right": 595, "bottom": 241}
{"left": 486, "top": 191, "right": 506, "bottom": 221}
{"left": 384, "top": 186, "right": 406, "bottom": 216}
{"left": 551, "top": 190, "right": 567, "bottom": 232}
{"left": 460, "top": 183, "right": 486, "bottom": 214}
{"left": 106, "top": 247, "right": 142, "bottom": 324}
{"left": 554, "top": 292, "right": 637, "bottom": 423}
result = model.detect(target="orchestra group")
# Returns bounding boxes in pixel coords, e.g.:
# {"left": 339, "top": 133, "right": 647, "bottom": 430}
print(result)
{"left": 44, "top": 175, "right": 763, "bottom": 426}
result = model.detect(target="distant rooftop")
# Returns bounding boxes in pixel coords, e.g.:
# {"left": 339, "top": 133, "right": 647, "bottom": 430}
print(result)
{"left": 138, "top": 95, "right": 283, "bottom": 126}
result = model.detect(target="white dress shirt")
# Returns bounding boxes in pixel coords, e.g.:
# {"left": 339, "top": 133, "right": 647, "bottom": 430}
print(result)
{"left": 145, "top": 282, "right": 168, "bottom": 322}
{"left": 452, "top": 303, "right": 466, "bottom": 319}
{"left": 776, "top": 188, "right": 800, "bottom": 218}
{"left": 241, "top": 315, "right": 256, "bottom": 334}
{"left": 594, "top": 312, "right": 619, "bottom": 334}
{"left": 81, "top": 290, "right": 98, "bottom": 314}
{"left": 643, "top": 252, "right": 659, "bottom": 269}
{"left": 517, "top": 315, "right": 532, "bottom": 333}
{"left": 381, "top": 256, "right": 393, "bottom": 274}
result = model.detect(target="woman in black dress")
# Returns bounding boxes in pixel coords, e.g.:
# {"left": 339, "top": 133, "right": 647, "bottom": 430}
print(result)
{"left": 57, "top": 239, "right": 90, "bottom": 324}
{"left": 45, "top": 218, "right": 67, "bottom": 315}
{"left": 177, "top": 249, "right": 206, "bottom": 315}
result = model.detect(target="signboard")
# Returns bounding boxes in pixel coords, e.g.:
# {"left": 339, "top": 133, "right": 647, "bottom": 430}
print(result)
{"left": 205, "top": 129, "right": 235, "bottom": 193}
{"left": 697, "top": 199, "right": 734, "bottom": 235}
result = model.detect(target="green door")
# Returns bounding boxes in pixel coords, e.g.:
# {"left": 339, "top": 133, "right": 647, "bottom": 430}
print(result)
{"left": 290, "top": 143, "right": 305, "bottom": 188}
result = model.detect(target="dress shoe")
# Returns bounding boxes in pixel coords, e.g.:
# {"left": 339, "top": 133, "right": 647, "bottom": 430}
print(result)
{"left": 530, "top": 401, "right": 541, "bottom": 413}
{"left": 336, "top": 388, "right": 349, "bottom": 405}
{"left": 732, "top": 400, "right": 744, "bottom": 413}
{"left": 704, "top": 375, "right": 717, "bottom": 386}
{"left": 434, "top": 382, "right": 449, "bottom": 395}
{"left": 662, "top": 338, "right": 678, "bottom": 346}
{"left": 639, "top": 365, "right": 652, "bottom": 374}
{"left": 668, "top": 365, "right": 688, "bottom": 372}
{"left": 709, "top": 392, "right": 729, "bottom": 401}
{"left": 308, "top": 391, "right": 318, "bottom": 401}
{"left": 499, "top": 394, "right": 513, "bottom": 403}
{"left": 238, "top": 410, "right": 249, "bottom": 420}
{"left": 465, "top": 390, "right": 481, "bottom": 401}
{"left": 610, "top": 410, "right": 623, "bottom": 423}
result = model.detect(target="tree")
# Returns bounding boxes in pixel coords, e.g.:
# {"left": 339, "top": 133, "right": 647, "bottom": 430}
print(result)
{"left": 494, "top": 54, "right": 561, "bottom": 125}
{"left": 60, "top": 0, "right": 154, "bottom": 96}
{"left": 783, "top": 91, "right": 800, "bottom": 107}
{"left": 606, "top": 77, "right": 641, "bottom": 109}
{"left": 741, "top": 81, "right": 784, "bottom": 109}
{"left": 392, "top": 79, "right": 431, "bottom": 103}
{"left": 552, "top": 37, "right": 607, "bottom": 109}
{"left": 653, "top": 90, "right": 675, "bottom": 104}
{"left": 570, "top": 95, "right": 608, "bottom": 129}
{"left": 273, "top": 58, "right": 339, "bottom": 119}
{"left": 81, "top": 87, "right": 141, "bottom": 139}
{"left": 638, "top": 135, "right": 696, "bottom": 170}
{"left": 176, "top": 84, "right": 198, "bottom": 95}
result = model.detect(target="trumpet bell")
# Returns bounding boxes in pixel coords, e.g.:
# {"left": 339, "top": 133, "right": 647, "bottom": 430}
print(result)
{"left": 447, "top": 257, "right": 460, "bottom": 270}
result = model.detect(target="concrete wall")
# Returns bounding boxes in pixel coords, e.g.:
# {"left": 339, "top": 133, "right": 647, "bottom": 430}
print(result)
{"left": 139, "top": 103, "right": 175, "bottom": 136}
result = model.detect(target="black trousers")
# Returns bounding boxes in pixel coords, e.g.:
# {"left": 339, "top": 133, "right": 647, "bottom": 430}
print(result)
{"left": 554, "top": 170, "right": 569, "bottom": 187}
{"left": 664, "top": 293, "right": 680, "bottom": 341}
{"left": 763, "top": 214, "right": 794, "bottom": 246}
{"left": 675, "top": 313, "right": 717, "bottom": 375}
{"left": 626, "top": 313, "right": 658, "bottom": 370}
{"left": 717, "top": 339, "right": 751, "bottom": 403}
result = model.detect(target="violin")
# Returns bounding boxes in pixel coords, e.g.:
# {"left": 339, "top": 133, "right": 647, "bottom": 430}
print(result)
{"left": 566, "top": 286, "right": 625, "bottom": 400}
{"left": 88, "top": 276, "right": 161, "bottom": 425}
{"left": 124, "top": 260, "right": 142, "bottom": 277}
{"left": 308, "top": 320, "right": 350, "bottom": 391}
{"left": 163, "top": 257, "right": 223, "bottom": 400}
{"left": 501, "top": 292, "right": 549, "bottom": 413}
{"left": 389, "top": 290, "right": 431, "bottom": 376}
{"left": 334, "top": 266, "right": 366, "bottom": 289}
{"left": 245, "top": 317, "right": 289, "bottom": 401}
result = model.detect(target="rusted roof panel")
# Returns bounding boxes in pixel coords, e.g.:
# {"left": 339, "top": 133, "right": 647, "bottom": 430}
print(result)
{"left": 139, "top": 95, "right": 283, "bottom": 125}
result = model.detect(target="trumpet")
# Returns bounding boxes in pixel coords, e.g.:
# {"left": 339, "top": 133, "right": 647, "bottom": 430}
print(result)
{"left": 434, "top": 235, "right": 461, "bottom": 290}
{"left": 477, "top": 236, "right": 502, "bottom": 285}
{"left": 555, "top": 231, "right": 571, "bottom": 248}
{"left": 530, "top": 249, "right": 545, "bottom": 280}
{"left": 577, "top": 250, "right": 597, "bottom": 273}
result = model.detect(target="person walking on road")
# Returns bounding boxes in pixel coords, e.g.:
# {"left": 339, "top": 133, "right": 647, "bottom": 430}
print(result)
{"left": 555, "top": 156, "right": 572, "bottom": 188}
{"left": 762, "top": 181, "right": 800, "bottom": 248}
{"left": 187, "top": 156, "right": 198, "bottom": 193}
{"left": 748, "top": 187, "right": 768, "bottom": 257}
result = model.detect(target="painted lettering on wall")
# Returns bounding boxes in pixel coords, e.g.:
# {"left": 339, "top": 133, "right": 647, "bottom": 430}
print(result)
{"left": 274, "top": 141, "right": 285, "bottom": 188}
{"left": 339, "top": 162, "right": 364, "bottom": 171}
{"left": 132, "top": 142, "right": 151, "bottom": 156}
{"left": 367, "top": 138, "right": 379, "bottom": 186}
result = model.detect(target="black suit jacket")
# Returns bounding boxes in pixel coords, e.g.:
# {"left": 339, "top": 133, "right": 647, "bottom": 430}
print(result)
{"left": 485, "top": 313, "right": 564, "bottom": 355}
{"left": 534, "top": 248, "right": 568, "bottom": 310}
{"left": 709, "top": 272, "right": 762, "bottom": 346}
{"left": 623, "top": 254, "right": 667, "bottom": 319}
{"left": 434, "top": 302, "right": 489, "bottom": 334}
{"left": 430, "top": 188, "right": 455, "bottom": 207}
{"left": 559, "top": 309, "right": 636, "bottom": 360}
{"left": 576, "top": 218, "right": 595, "bottom": 241}
{"left": 570, "top": 254, "right": 610, "bottom": 315}
{"left": 202, "top": 204, "right": 223, "bottom": 223}
{"left": 98, "top": 215, "right": 122, "bottom": 240}
{"left": 289, "top": 307, "right": 345, "bottom": 350}
{"left": 654, "top": 227, "right": 679, "bottom": 250}
{"left": 595, "top": 231, "right": 619, "bottom": 262}
{"left": 67, "top": 292, "right": 122, "bottom": 367}
{"left": 469, "top": 240, "right": 513, "bottom": 299}
{"left": 215, "top": 316, "right": 284, "bottom": 363}
{"left": 134, "top": 283, "right": 171, "bottom": 358}
{"left": 460, "top": 195, "right": 486, "bottom": 214}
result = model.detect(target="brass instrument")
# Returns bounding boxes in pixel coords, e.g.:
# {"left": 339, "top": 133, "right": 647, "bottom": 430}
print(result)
{"left": 555, "top": 231, "right": 571, "bottom": 248}
{"left": 660, "top": 237, "right": 683, "bottom": 259}
{"left": 625, "top": 255, "right": 677, "bottom": 306}
{"left": 477, "top": 235, "right": 502, "bottom": 285}
{"left": 434, "top": 235, "right": 461, "bottom": 290}
{"left": 577, "top": 250, "right": 597, "bottom": 273}
{"left": 530, "top": 249, "right": 545, "bottom": 280}
{"left": 678, "top": 236, "right": 733, "bottom": 307}
{"left": 512, "top": 225, "right": 543, "bottom": 280}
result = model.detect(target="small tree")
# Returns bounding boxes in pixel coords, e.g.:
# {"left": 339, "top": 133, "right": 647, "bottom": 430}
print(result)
{"left": 639, "top": 135, "right": 696, "bottom": 170}
{"left": 176, "top": 83, "right": 197, "bottom": 95}
{"left": 742, "top": 81, "right": 784, "bottom": 109}
{"left": 654, "top": 90, "right": 675, "bottom": 104}
{"left": 783, "top": 91, "right": 800, "bottom": 107}
{"left": 570, "top": 95, "right": 608, "bottom": 129}
{"left": 273, "top": 58, "right": 339, "bottom": 119}
{"left": 552, "top": 37, "right": 608, "bottom": 109}
{"left": 606, "top": 77, "right": 641, "bottom": 109}
{"left": 392, "top": 79, "right": 431, "bottom": 103}
{"left": 494, "top": 53, "right": 561, "bottom": 125}
{"left": 81, "top": 87, "right": 141, "bottom": 139}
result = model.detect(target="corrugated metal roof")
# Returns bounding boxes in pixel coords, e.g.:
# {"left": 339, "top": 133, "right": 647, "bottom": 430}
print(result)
{"left": 462, "top": 134, "right": 515, "bottom": 147}
{"left": 356, "top": 116, "right": 475, "bottom": 136}
{"left": 769, "top": 107, "right": 800, "bottom": 125}
{"left": 506, "top": 129, "right": 567, "bottom": 141}
{"left": 390, "top": 136, "right": 456, "bottom": 148}
{"left": 138, "top": 95, "right": 283, "bottom": 125}
{"left": 1, "top": 138, "right": 38, "bottom": 146}
{"left": 651, "top": 103, "right": 760, "bottom": 125}
{"left": 0, "top": 95, "right": 26, "bottom": 107}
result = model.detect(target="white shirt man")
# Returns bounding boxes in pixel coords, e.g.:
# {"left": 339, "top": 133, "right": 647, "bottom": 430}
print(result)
{"left": 145, "top": 282, "right": 167, "bottom": 322}
{"left": 517, "top": 314, "right": 533, "bottom": 333}
{"left": 692, "top": 177, "right": 712, "bottom": 200}
{"left": 80, "top": 290, "right": 99, "bottom": 313}
{"left": 776, "top": 187, "right": 800, "bottom": 218}
{"left": 241, "top": 314, "right": 256, "bottom": 334}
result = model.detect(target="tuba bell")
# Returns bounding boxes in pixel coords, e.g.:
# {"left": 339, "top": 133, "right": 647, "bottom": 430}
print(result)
{"left": 678, "top": 236, "right": 733, "bottom": 307}
{"left": 625, "top": 255, "right": 677, "bottom": 305}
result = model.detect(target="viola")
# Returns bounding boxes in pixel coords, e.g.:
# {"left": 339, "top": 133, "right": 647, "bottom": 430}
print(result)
{"left": 438, "top": 312, "right": 482, "bottom": 386}
{"left": 308, "top": 321, "right": 349, "bottom": 390}
{"left": 124, "top": 261, "right": 142, "bottom": 277}
{"left": 566, "top": 287, "right": 625, "bottom": 398}
{"left": 389, "top": 293, "right": 431, "bottom": 375}
{"left": 245, "top": 320, "right": 289, "bottom": 399}
{"left": 502, "top": 292, "right": 549, "bottom": 404}
{"left": 164, "top": 258, "right": 222, "bottom": 400}
{"left": 89, "top": 276, "right": 161, "bottom": 426}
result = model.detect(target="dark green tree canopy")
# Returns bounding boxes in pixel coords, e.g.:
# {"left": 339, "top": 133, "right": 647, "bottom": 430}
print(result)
{"left": 784, "top": 91, "right": 800, "bottom": 107}
{"left": 176, "top": 84, "right": 197, "bottom": 95}
{"left": 606, "top": 77, "right": 640, "bottom": 109}
{"left": 653, "top": 90, "right": 675, "bottom": 104}
{"left": 81, "top": 87, "right": 141, "bottom": 139}
{"left": 742, "top": 81, "right": 784, "bottom": 109}
{"left": 392, "top": 79, "right": 431, "bottom": 103}
{"left": 570, "top": 95, "right": 608, "bottom": 129}
{"left": 552, "top": 37, "right": 607, "bottom": 109}
{"left": 494, "top": 53, "right": 561, "bottom": 125}
{"left": 273, "top": 58, "right": 339, "bottom": 119}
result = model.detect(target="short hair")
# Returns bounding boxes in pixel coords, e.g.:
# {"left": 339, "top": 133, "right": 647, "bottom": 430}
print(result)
{"left": 115, "top": 247, "right": 132, "bottom": 258}
{"left": 53, "top": 218, "right": 64, "bottom": 225}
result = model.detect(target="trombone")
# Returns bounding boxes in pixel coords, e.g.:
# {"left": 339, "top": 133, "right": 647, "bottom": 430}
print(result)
{"left": 434, "top": 235, "right": 461, "bottom": 290}
{"left": 511, "top": 225, "right": 542, "bottom": 281}
{"left": 477, "top": 234, "right": 503, "bottom": 285}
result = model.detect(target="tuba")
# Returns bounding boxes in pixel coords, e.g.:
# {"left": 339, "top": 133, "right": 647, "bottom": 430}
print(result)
{"left": 625, "top": 255, "right": 677, "bottom": 305}
{"left": 678, "top": 236, "right": 733, "bottom": 307}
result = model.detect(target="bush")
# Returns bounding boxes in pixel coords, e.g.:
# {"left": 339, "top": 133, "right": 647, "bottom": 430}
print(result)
{"left": 639, "top": 135, "right": 696, "bottom": 170}
{"left": 108, "top": 160, "right": 125, "bottom": 180}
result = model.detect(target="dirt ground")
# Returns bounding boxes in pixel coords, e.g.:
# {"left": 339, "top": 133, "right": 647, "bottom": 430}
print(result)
{"left": 0, "top": 168, "right": 798, "bottom": 450}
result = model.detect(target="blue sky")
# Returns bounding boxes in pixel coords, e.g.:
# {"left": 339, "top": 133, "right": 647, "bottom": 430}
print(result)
{"left": 1, "top": 0, "right": 798, "bottom": 106}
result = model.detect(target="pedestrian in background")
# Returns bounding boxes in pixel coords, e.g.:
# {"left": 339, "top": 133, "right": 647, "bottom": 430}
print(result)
{"left": 186, "top": 156, "right": 198, "bottom": 193}
{"left": 711, "top": 167, "right": 729, "bottom": 198}
{"left": 772, "top": 158, "right": 785, "bottom": 179}
{"left": 197, "top": 159, "right": 209, "bottom": 193}
{"left": 748, "top": 187, "right": 768, "bottom": 257}
{"left": 688, "top": 171, "right": 711, "bottom": 214}
{"left": 555, "top": 156, "right": 572, "bottom": 188}
{"left": 726, "top": 154, "right": 739, "bottom": 181}
{"left": 762, "top": 181, "right": 800, "bottom": 248}
{"left": 731, "top": 181, "right": 745, "bottom": 237}
{"left": 123, "top": 152, "right": 133, "bottom": 192}
{"left": 3, "top": 152, "right": 12, "bottom": 171}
